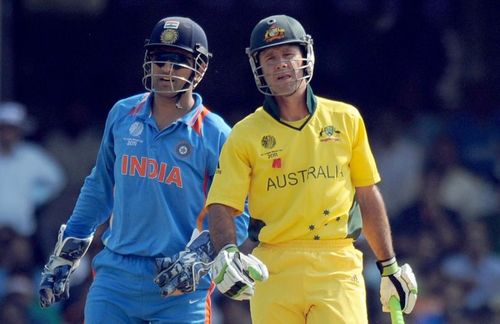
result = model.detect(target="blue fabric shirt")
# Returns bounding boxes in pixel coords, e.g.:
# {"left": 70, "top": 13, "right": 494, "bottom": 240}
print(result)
{"left": 66, "top": 92, "right": 248, "bottom": 257}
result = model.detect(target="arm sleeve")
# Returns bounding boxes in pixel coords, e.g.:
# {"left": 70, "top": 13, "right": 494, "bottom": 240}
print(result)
{"left": 64, "top": 105, "right": 119, "bottom": 238}
{"left": 206, "top": 128, "right": 252, "bottom": 214}
{"left": 206, "top": 122, "right": 249, "bottom": 246}
{"left": 350, "top": 113, "right": 381, "bottom": 187}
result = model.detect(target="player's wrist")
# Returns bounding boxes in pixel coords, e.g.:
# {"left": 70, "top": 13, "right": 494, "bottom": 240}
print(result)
{"left": 219, "top": 243, "right": 238, "bottom": 253}
{"left": 376, "top": 256, "right": 399, "bottom": 276}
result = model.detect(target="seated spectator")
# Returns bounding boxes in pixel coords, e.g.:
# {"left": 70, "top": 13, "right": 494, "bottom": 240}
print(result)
{"left": 371, "top": 110, "right": 425, "bottom": 218}
{"left": 445, "top": 81, "right": 500, "bottom": 180}
{"left": 441, "top": 219, "right": 500, "bottom": 315}
{"left": 1, "top": 270, "right": 62, "bottom": 324}
{"left": 392, "top": 165, "right": 464, "bottom": 259}
{"left": 426, "top": 134, "right": 497, "bottom": 220}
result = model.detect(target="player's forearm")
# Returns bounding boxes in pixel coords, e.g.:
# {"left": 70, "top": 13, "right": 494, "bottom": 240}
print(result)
{"left": 357, "top": 185, "right": 395, "bottom": 261}
{"left": 207, "top": 203, "right": 238, "bottom": 252}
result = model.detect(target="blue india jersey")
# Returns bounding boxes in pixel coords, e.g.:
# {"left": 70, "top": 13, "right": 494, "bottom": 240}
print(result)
{"left": 65, "top": 92, "right": 248, "bottom": 257}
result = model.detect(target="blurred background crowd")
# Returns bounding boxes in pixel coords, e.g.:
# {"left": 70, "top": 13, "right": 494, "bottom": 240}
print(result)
{"left": 0, "top": 0, "right": 499, "bottom": 323}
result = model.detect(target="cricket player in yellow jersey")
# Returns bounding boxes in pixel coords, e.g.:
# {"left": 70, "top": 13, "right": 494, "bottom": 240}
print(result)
{"left": 206, "top": 15, "right": 418, "bottom": 323}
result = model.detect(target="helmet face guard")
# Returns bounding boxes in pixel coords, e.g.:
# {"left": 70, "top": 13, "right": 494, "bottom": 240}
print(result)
{"left": 246, "top": 15, "right": 315, "bottom": 96}
{"left": 142, "top": 17, "right": 212, "bottom": 94}
{"left": 142, "top": 49, "right": 209, "bottom": 94}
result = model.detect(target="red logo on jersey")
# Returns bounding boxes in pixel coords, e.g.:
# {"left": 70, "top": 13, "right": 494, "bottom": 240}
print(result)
{"left": 121, "top": 155, "right": 183, "bottom": 188}
{"left": 272, "top": 158, "right": 282, "bottom": 168}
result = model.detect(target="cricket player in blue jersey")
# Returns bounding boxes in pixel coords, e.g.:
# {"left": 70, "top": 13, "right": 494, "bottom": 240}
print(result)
{"left": 38, "top": 16, "right": 249, "bottom": 323}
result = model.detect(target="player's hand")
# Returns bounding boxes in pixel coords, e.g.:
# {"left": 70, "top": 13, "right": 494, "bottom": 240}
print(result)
{"left": 39, "top": 264, "right": 72, "bottom": 307}
{"left": 154, "top": 229, "right": 214, "bottom": 297}
{"left": 39, "top": 225, "right": 93, "bottom": 308}
{"left": 377, "top": 257, "right": 418, "bottom": 314}
{"left": 211, "top": 244, "right": 268, "bottom": 301}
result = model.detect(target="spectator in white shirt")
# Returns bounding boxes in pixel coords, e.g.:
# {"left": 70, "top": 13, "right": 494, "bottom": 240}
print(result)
{"left": 0, "top": 102, "right": 65, "bottom": 237}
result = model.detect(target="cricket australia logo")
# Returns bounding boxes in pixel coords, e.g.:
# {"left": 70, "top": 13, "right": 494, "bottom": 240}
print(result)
{"left": 319, "top": 125, "right": 341, "bottom": 142}
{"left": 264, "top": 23, "right": 286, "bottom": 43}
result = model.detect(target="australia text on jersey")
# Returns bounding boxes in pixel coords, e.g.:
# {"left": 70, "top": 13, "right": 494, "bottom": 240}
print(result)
{"left": 121, "top": 155, "right": 183, "bottom": 188}
{"left": 267, "top": 164, "right": 345, "bottom": 191}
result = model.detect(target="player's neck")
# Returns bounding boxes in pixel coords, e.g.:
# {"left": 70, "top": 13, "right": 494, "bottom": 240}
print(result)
{"left": 276, "top": 88, "right": 308, "bottom": 122}
{"left": 152, "top": 92, "right": 194, "bottom": 130}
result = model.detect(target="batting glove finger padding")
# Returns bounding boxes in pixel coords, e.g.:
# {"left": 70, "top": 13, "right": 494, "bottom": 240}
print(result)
{"left": 377, "top": 257, "right": 418, "bottom": 314}
{"left": 211, "top": 244, "right": 268, "bottom": 301}
{"left": 39, "top": 224, "right": 93, "bottom": 308}
{"left": 154, "top": 229, "right": 214, "bottom": 297}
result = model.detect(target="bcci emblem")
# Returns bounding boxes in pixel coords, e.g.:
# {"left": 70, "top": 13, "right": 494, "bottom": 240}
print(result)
{"left": 129, "top": 122, "right": 144, "bottom": 137}
{"left": 161, "top": 29, "right": 179, "bottom": 44}
{"left": 176, "top": 141, "right": 192, "bottom": 157}
{"left": 261, "top": 135, "right": 276, "bottom": 149}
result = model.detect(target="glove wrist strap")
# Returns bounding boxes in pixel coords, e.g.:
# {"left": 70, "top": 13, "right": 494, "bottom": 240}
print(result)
{"left": 220, "top": 243, "right": 238, "bottom": 253}
{"left": 47, "top": 224, "right": 93, "bottom": 272}
{"left": 376, "top": 256, "right": 399, "bottom": 276}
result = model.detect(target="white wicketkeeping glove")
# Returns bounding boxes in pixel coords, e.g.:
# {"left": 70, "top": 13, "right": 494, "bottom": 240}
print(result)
{"left": 211, "top": 244, "right": 268, "bottom": 301}
{"left": 377, "top": 257, "right": 418, "bottom": 314}
{"left": 39, "top": 224, "right": 93, "bottom": 308}
{"left": 154, "top": 229, "right": 214, "bottom": 297}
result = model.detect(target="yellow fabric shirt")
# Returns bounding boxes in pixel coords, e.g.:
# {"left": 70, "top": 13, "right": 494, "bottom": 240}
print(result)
{"left": 206, "top": 96, "right": 380, "bottom": 244}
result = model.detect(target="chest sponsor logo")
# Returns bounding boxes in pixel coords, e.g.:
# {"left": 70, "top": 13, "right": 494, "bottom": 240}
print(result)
{"left": 267, "top": 164, "right": 345, "bottom": 191}
{"left": 121, "top": 155, "right": 183, "bottom": 188}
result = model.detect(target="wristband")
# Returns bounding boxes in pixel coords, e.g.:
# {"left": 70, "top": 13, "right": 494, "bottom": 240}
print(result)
{"left": 376, "top": 256, "right": 399, "bottom": 276}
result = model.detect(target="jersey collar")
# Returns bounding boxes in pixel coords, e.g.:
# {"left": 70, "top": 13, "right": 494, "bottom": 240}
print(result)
{"left": 182, "top": 93, "right": 205, "bottom": 127}
{"left": 262, "top": 84, "right": 317, "bottom": 121}
{"left": 136, "top": 92, "right": 204, "bottom": 126}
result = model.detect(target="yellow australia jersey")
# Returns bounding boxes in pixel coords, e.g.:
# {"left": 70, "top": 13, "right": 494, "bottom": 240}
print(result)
{"left": 206, "top": 96, "right": 380, "bottom": 244}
